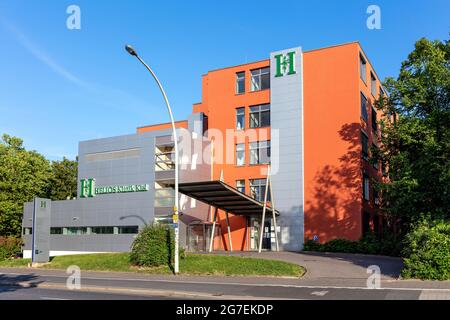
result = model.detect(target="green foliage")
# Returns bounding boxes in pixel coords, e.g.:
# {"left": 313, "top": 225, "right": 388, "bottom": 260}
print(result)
{"left": 0, "top": 236, "right": 23, "bottom": 261}
{"left": 0, "top": 134, "right": 52, "bottom": 236}
{"left": 373, "top": 37, "right": 450, "bottom": 231}
{"left": 130, "top": 224, "right": 181, "bottom": 268}
{"left": 401, "top": 220, "right": 450, "bottom": 280}
{"left": 304, "top": 232, "right": 402, "bottom": 257}
{"left": 46, "top": 157, "right": 78, "bottom": 201}
{"left": 0, "top": 134, "right": 78, "bottom": 236}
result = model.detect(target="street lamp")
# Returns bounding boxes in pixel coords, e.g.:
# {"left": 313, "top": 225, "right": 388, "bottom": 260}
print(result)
{"left": 125, "top": 44, "right": 180, "bottom": 274}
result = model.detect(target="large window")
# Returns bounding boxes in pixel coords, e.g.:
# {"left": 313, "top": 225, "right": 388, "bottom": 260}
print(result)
{"left": 50, "top": 227, "right": 62, "bottom": 235}
{"left": 91, "top": 226, "right": 114, "bottom": 234}
{"left": 250, "top": 141, "right": 271, "bottom": 165}
{"left": 236, "top": 107, "right": 245, "bottom": 130}
{"left": 236, "top": 72, "right": 245, "bottom": 94}
{"left": 65, "top": 227, "right": 88, "bottom": 235}
{"left": 361, "top": 92, "right": 368, "bottom": 122}
{"left": 249, "top": 104, "right": 270, "bottom": 128}
{"left": 236, "top": 143, "right": 245, "bottom": 166}
{"left": 118, "top": 226, "right": 139, "bottom": 234}
{"left": 361, "top": 131, "right": 369, "bottom": 160}
{"left": 360, "top": 53, "right": 367, "bottom": 83}
{"left": 250, "top": 178, "right": 270, "bottom": 202}
{"left": 250, "top": 67, "right": 270, "bottom": 91}
{"left": 370, "top": 72, "right": 377, "bottom": 96}
{"left": 363, "top": 174, "right": 370, "bottom": 201}
{"left": 236, "top": 180, "right": 245, "bottom": 194}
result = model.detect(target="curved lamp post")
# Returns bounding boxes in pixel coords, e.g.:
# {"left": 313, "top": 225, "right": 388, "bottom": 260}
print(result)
{"left": 125, "top": 45, "right": 180, "bottom": 274}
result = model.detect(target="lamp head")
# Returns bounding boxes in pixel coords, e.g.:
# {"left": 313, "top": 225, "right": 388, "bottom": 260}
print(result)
{"left": 125, "top": 44, "right": 138, "bottom": 57}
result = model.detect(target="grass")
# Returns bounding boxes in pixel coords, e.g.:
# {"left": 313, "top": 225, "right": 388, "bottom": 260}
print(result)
{"left": 0, "top": 253, "right": 305, "bottom": 277}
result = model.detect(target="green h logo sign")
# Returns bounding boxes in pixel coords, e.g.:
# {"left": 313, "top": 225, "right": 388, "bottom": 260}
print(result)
{"left": 80, "top": 178, "right": 95, "bottom": 198}
{"left": 274, "top": 51, "right": 296, "bottom": 77}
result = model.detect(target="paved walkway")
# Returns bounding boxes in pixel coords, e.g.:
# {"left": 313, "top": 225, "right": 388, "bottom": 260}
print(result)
{"left": 220, "top": 251, "right": 403, "bottom": 280}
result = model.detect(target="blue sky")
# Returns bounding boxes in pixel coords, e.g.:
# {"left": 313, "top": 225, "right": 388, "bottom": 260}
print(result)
{"left": 0, "top": 0, "right": 448, "bottom": 160}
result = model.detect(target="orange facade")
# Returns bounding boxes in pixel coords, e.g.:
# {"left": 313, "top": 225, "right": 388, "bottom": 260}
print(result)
{"left": 139, "top": 42, "right": 384, "bottom": 249}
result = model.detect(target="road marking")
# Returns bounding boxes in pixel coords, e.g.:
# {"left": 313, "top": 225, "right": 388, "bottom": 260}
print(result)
{"left": 40, "top": 297, "right": 70, "bottom": 300}
{"left": 2, "top": 271, "right": 450, "bottom": 293}
{"left": 311, "top": 291, "right": 328, "bottom": 296}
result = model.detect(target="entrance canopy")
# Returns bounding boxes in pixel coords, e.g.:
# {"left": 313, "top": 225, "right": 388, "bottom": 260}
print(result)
{"left": 178, "top": 180, "right": 279, "bottom": 216}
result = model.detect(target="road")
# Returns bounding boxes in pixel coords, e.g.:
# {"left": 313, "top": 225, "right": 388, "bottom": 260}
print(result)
{"left": 1, "top": 265, "right": 450, "bottom": 300}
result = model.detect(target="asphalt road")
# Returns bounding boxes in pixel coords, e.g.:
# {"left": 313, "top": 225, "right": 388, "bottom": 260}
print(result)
{"left": 1, "top": 267, "right": 449, "bottom": 300}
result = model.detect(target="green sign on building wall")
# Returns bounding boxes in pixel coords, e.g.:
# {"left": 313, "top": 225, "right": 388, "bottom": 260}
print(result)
{"left": 274, "top": 51, "right": 296, "bottom": 77}
{"left": 80, "top": 178, "right": 149, "bottom": 198}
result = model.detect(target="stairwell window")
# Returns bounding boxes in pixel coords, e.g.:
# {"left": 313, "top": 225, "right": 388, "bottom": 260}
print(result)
{"left": 236, "top": 107, "right": 245, "bottom": 130}
{"left": 361, "top": 131, "right": 369, "bottom": 161}
{"left": 360, "top": 53, "right": 367, "bottom": 83}
{"left": 236, "top": 143, "right": 245, "bottom": 166}
{"left": 363, "top": 174, "right": 370, "bottom": 201}
{"left": 236, "top": 72, "right": 245, "bottom": 94}
{"left": 250, "top": 67, "right": 270, "bottom": 91}
{"left": 361, "top": 92, "right": 368, "bottom": 122}
{"left": 370, "top": 72, "right": 377, "bottom": 97}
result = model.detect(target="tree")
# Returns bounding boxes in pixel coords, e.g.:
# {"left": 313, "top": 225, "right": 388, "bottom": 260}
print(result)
{"left": 0, "top": 134, "right": 52, "bottom": 236}
{"left": 374, "top": 37, "right": 450, "bottom": 235}
{"left": 47, "top": 157, "right": 78, "bottom": 201}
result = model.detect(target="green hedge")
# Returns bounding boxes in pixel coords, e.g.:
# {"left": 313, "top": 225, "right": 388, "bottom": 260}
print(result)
{"left": 130, "top": 224, "right": 184, "bottom": 268}
{"left": 304, "top": 232, "right": 402, "bottom": 256}
{"left": 0, "top": 236, "right": 22, "bottom": 261}
{"left": 401, "top": 220, "right": 450, "bottom": 280}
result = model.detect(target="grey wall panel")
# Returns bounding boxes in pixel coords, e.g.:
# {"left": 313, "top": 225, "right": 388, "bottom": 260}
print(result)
{"left": 270, "top": 47, "right": 304, "bottom": 251}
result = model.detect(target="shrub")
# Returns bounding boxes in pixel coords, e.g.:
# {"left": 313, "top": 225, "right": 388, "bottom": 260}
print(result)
{"left": 130, "top": 224, "right": 184, "bottom": 268}
{"left": 401, "top": 220, "right": 450, "bottom": 280}
{"left": 0, "top": 236, "right": 22, "bottom": 261}
{"left": 303, "top": 232, "right": 402, "bottom": 256}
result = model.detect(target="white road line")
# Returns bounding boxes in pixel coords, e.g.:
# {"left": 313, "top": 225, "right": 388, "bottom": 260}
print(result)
{"left": 2, "top": 271, "right": 450, "bottom": 292}
{"left": 40, "top": 297, "right": 70, "bottom": 300}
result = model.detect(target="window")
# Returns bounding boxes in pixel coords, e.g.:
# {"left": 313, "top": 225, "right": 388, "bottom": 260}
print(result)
{"left": 50, "top": 227, "right": 63, "bottom": 235}
{"left": 381, "top": 160, "right": 387, "bottom": 176}
{"left": 236, "top": 72, "right": 245, "bottom": 94}
{"left": 361, "top": 92, "right": 368, "bottom": 122}
{"left": 118, "top": 226, "right": 139, "bottom": 234}
{"left": 236, "top": 143, "right": 245, "bottom": 166}
{"left": 360, "top": 54, "right": 367, "bottom": 83}
{"left": 372, "top": 143, "right": 379, "bottom": 170}
{"left": 91, "top": 226, "right": 114, "bottom": 234}
{"left": 373, "top": 190, "right": 379, "bottom": 206}
{"left": 363, "top": 174, "right": 370, "bottom": 201}
{"left": 64, "top": 227, "right": 88, "bottom": 235}
{"left": 250, "top": 141, "right": 270, "bottom": 165}
{"left": 361, "top": 131, "right": 369, "bottom": 160}
{"left": 379, "top": 86, "right": 385, "bottom": 98}
{"left": 250, "top": 178, "right": 270, "bottom": 202}
{"left": 23, "top": 228, "right": 32, "bottom": 235}
{"left": 236, "top": 107, "right": 245, "bottom": 130}
{"left": 250, "top": 67, "right": 270, "bottom": 91}
{"left": 236, "top": 180, "right": 245, "bottom": 194}
{"left": 370, "top": 72, "right": 377, "bottom": 96}
{"left": 249, "top": 104, "right": 270, "bottom": 128}
{"left": 372, "top": 107, "right": 377, "bottom": 132}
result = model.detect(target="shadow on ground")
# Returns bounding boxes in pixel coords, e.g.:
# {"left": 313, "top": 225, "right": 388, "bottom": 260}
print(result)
{"left": 0, "top": 273, "right": 43, "bottom": 295}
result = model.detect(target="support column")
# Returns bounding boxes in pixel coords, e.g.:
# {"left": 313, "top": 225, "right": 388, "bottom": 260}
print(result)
{"left": 270, "top": 174, "right": 280, "bottom": 252}
{"left": 258, "top": 172, "right": 271, "bottom": 253}
{"left": 225, "top": 211, "right": 233, "bottom": 252}
{"left": 208, "top": 207, "right": 218, "bottom": 253}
